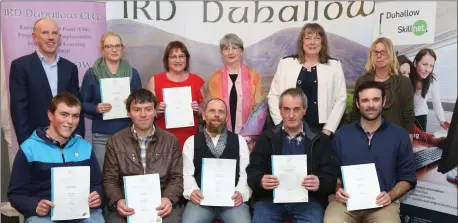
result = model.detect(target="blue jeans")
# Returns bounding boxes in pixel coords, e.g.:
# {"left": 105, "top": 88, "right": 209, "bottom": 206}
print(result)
{"left": 25, "top": 208, "right": 104, "bottom": 223}
{"left": 92, "top": 133, "right": 111, "bottom": 172}
{"left": 252, "top": 200, "right": 324, "bottom": 223}
{"left": 181, "top": 202, "right": 251, "bottom": 223}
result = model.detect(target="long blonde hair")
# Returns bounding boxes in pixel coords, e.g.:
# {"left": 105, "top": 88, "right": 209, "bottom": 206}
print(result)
{"left": 364, "top": 37, "right": 399, "bottom": 76}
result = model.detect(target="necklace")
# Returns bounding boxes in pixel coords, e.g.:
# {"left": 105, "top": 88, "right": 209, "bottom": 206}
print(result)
{"left": 375, "top": 74, "right": 390, "bottom": 82}
{"left": 304, "top": 61, "right": 319, "bottom": 67}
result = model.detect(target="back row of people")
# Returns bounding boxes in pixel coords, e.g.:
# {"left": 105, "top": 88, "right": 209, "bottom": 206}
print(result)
{"left": 9, "top": 18, "right": 449, "bottom": 171}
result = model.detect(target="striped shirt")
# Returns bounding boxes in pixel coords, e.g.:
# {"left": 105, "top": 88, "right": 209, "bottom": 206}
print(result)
{"left": 365, "top": 130, "right": 375, "bottom": 146}
{"left": 131, "top": 125, "right": 155, "bottom": 172}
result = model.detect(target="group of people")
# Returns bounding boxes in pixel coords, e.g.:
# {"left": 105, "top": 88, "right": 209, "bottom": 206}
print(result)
{"left": 5, "top": 17, "right": 457, "bottom": 223}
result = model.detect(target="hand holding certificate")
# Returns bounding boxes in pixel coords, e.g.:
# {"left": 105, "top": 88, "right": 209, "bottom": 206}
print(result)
{"left": 200, "top": 158, "right": 236, "bottom": 207}
{"left": 51, "top": 166, "right": 90, "bottom": 221}
{"left": 123, "top": 174, "right": 162, "bottom": 223}
{"left": 272, "top": 155, "right": 308, "bottom": 203}
{"left": 100, "top": 77, "right": 131, "bottom": 120}
{"left": 341, "top": 163, "right": 382, "bottom": 211}
{"left": 162, "top": 86, "right": 194, "bottom": 129}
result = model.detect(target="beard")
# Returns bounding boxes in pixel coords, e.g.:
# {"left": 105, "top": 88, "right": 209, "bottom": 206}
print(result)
{"left": 207, "top": 119, "right": 226, "bottom": 134}
{"left": 360, "top": 108, "right": 383, "bottom": 121}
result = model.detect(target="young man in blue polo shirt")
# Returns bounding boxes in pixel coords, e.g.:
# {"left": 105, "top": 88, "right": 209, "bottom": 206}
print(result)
{"left": 324, "top": 81, "right": 416, "bottom": 223}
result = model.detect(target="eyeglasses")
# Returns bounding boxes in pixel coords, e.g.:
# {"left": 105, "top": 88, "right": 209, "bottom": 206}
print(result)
{"left": 169, "top": 55, "right": 186, "bottom": 61}
{"left": 104, "top": 44, "right": 124, "bottom": 50}
{"left": 372, "top": 50, "right": 387, "bottom": 56}
{"left": 222, "top": 46, "right": 241, "bottom": 52}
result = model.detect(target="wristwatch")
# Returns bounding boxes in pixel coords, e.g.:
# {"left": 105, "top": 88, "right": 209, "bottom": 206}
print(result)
{"left": 111, "top": 200, "right": 119, "bottom": 211}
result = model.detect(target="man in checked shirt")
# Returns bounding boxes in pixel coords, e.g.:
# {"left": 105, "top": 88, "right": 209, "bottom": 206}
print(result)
{"left": 103, "top": 89, "right": 183, "bottom": 223}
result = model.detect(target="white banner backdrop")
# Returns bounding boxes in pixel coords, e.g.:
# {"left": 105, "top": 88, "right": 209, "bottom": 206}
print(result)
{"left": 373, "top": 1, "right": 437, "bottom": 45}
{"left": 105, "top": 2, "right": 457, "bottom": 222}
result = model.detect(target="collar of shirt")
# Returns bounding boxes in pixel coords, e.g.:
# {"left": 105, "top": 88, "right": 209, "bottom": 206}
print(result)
{"left": 282, "top": 125, "right": 305, "bottom": 137}
{"left": 282, "top": 125, "right": 305, "bottom": 143}
{"left": 204, "top": 128, "right": 221, "bottom": 139}
{"left": 131, "top": 124, "right": 155, "bottom": 141}
{"left": 44, "top": 127, "right": 71, "bottom": 148}
{"left": 358, "top": 119, "right": 386, "bottom": 140}
{"left": 204, "top": 128, "right": 221, "bottom": 146}
{"left": 37, "top": 49, "right": 60, "bottom": 66}
{"left": 364, "top": 129, "right": 375, "bottom": 140}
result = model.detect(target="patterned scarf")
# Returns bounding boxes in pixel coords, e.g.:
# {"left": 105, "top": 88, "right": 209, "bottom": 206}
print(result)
{"left": 203, "top": 129, "right": 228, "bottom": 158}
{"left": 205, "top": 63, "right": 266, "bottom": 135}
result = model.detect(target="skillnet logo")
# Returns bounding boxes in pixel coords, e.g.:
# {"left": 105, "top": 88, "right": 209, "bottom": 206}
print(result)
{"left": 378, "top": 9, "right": 428, "bottom": 36}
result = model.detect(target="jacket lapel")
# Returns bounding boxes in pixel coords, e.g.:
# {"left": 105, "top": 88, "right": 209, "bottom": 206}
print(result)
{"left": 57, "top": 59, "right": 70, "bottom": 92}
{"left": 316, "top": 63, "right": 331, "bottom": 84}
{"left": 289, "top": 59, "right": 303, "bottom": 87}
{"left": 30, "top": 52, "right": 53, "bottom": 98}
{"left": 270, "top": 124, "right": 283, "bottom": 155}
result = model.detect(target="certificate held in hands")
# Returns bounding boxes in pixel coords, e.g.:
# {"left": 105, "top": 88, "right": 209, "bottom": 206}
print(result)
{"left": 100, "top": 77, "right": 131, "bottom": 120}
{"left": 272, "top": 155, "right": 308, "bottom": 203}
{"left": 162, "top": 86, "right": 194, "bottom": 129}
{"left": 124, "top": 174, "right": 162, "bottom": 223}
{"left": 200, "top": 158, "right": 236, "bottom": 207}
{"left": 51, "top": 166, "right": 90, "bottom": 221}
{"left": 341, "top": 163, "right": 382, "bottom": 211}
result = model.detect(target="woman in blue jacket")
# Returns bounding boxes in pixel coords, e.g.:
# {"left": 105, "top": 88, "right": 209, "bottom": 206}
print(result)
{"left": 80, "top": 32, "right": 142, "bottom": 170}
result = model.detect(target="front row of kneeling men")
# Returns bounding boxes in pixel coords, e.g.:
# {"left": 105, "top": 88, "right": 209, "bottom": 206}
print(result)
{"left": 8, "top": 83, "right": 416, "bottom": 223}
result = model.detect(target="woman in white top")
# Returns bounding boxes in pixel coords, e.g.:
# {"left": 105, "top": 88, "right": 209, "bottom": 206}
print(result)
{"left": 410, "top": 48, "right": 450, "bottom": 131}
{"left": 268, "top": 23, "right": 347, "bottom": 135}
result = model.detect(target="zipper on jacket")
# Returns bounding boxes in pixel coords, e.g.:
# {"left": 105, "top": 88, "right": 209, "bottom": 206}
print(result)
{"left": 60, "top": 148, "right": 66, "bottom": 163}
{"left": 369, "top": 139, "right": 372, "bottom": 150}
{"left": 367, "top": 131, "right": 377, "bottom": 151}
{"left": 309, "top": 135, "right": 319, "bottom": 174}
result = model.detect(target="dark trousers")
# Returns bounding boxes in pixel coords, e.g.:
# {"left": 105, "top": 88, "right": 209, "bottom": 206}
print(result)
{"left": 415, "top": 115, "right": 428, "bottom": 131}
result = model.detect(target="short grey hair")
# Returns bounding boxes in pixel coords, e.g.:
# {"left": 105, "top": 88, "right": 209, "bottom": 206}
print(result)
{"left": 219, "top": 33, "right": 244, "bottom": 51}
{"left": 279, "top": 88, "right": 308, "bottom": 109}
{"left": 33, "top": 18, "right": 58, "bottom": 32}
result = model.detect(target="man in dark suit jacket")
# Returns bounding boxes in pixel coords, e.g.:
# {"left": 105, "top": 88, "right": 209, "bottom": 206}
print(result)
{"left": 9, "top": 18, "right": 84, "bottom": 145}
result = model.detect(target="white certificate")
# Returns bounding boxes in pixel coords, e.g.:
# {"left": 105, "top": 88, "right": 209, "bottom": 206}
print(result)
{"left": 162, "top": 86, "right": 194, "bottom": 129}
{"left": 100, "top": 77, "right": 130, "bottom": 120}
{"left": 51, "top": 166, "right": 90, "bottom": 221}
{"left": 341, "top": 163, "right": 382, "bottom": 211}
{"left": 272, "top": 155, "right": 308, "bottom": 203}
{"left": 124, "top": 174, "right": 162, "bottom": 223}
{"left": 200, "top": 158, "right": 236, "bottom": 207}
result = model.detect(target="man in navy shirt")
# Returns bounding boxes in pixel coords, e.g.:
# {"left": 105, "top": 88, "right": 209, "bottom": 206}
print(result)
{"left": 324, "top": 81, "right": 416, "bottom": 223}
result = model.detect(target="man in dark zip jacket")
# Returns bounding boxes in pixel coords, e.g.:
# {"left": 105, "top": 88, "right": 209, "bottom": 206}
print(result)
{"left": 247, "top": 88, "right": 338, "bottom": 222}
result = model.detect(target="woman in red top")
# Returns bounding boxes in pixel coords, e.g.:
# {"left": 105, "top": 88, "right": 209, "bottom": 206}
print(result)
{"left": 147, "top": 41, "right": 205, "bottom": 150}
